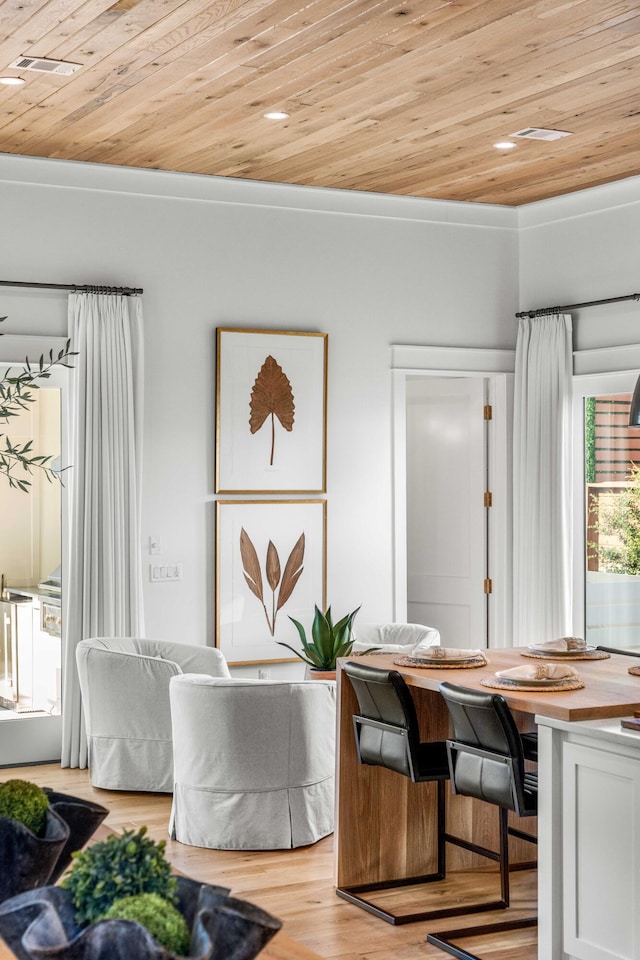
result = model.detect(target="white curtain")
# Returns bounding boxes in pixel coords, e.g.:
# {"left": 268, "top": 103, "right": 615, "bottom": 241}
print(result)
{"left": 513, "top": 313, "right": 573, "bottom": 647}
{"left": 61, "top": 293, "right": 145, "bottom": 768}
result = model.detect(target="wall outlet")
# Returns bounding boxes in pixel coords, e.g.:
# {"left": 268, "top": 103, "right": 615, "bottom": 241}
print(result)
{"left": 258, "top": 668, "right": 271, "bottom": 680}
{"left": 149, "top": 563, "right": 182, "bottom": 582}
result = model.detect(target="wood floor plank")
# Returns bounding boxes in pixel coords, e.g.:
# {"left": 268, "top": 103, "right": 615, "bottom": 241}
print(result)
{"left": 0, "top": 764, "right": 537, "bottom": 959}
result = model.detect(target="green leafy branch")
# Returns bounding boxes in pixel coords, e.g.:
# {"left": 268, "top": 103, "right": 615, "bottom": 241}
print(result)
{"left": 0, "top": 316, "right": 77, "bottom": 492}
{"left": 589, "top": 462, "right": 640, "bottom": 574}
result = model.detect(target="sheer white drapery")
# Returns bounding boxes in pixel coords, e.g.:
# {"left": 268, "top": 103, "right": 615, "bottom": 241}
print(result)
{"left": 513, "top": 313, "right": 573, "bottom": 647}
{"left": 61, "top": 293, "right": 145, "bottom": 768}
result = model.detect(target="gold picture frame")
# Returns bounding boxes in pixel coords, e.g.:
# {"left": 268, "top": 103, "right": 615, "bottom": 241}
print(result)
{"left": 215, "top": 499, "right": 327, "bottom": 665}
{"left": 215, "top": 328, "right": 327, "bottom": 493}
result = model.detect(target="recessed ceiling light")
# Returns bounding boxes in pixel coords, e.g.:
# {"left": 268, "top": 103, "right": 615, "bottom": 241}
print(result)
{"left": 0, "top": 76, "right": 25, "bottom": 86}
{"left": 493, "top": 141, "right": 517, "bottom": 150}
{"left": 264, "top": 111, "right": 289, "bottom": 120}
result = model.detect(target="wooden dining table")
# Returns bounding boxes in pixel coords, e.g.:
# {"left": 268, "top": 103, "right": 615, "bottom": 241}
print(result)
{"left": 335, "top": 647, "right": 640, "bottom": 959}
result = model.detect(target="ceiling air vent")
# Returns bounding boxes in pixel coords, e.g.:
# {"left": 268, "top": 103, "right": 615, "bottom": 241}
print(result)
{"left": 9, "top": 56, "right": 82, "bottom": 76}
{"left": 511, "top": 127, "right": 572, "bottom": 141}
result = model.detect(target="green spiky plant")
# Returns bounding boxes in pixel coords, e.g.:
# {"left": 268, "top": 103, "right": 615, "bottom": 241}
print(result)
{"left": 0, "top": 315, "right": 76, "bottom": 491}
{"left": 279, "top": 604, "right": 372, "bottom": 671}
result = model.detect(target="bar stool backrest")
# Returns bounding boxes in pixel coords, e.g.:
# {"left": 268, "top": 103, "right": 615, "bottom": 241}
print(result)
{"left": 343, "top": 661, "right": 421, "bottom": 780}
{"left": 440, "top": 682, "right": 530, "bottom": 816}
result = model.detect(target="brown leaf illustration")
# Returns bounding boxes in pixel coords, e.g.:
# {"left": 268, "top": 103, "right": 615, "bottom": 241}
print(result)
{"left": 266, "top": 540, "right": 281, "bottom": 591}
{"left": 249, "top": 355, "right": 295, "bottom": 466}
{"left": 276, "top": 532, "right": 305, "bottom": 610}
{"left": 240, "top": 527, "right": 263, "bottom": 601}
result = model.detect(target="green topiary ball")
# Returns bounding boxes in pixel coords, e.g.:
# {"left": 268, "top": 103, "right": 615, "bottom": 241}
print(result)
{"left": 62, "top": 826, "right": 177, "bottom": 926}
{"left": 0, "top": 779, "right": 49, "bottom": 836}
{"left": 103, "top": 893, "right": 190, "bottom": 955}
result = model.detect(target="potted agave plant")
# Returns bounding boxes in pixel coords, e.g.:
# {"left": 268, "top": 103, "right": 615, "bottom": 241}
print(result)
{"left": 278, "top": 604, "right": 373, "bottom": 679}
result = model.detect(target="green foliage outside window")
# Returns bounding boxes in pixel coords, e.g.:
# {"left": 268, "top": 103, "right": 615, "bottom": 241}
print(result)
{"left": 584, "top": 396, "right": 595, "bottom": 484}
{"left": 590, "top": 462, "right": 640, "bottom": 574}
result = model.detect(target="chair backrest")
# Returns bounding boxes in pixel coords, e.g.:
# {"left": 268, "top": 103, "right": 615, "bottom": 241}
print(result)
{"left": 169, "top": 674, "right": 336, "bottom": 791}
{"left": 342, "top": 661, "right": 422, "bottom": 780}
{"left": 439, "top": 681, "right": 531, "bottom": 816}
{"left": 352, "top": 622, "right": 440, "bottom": 655}
{"left": 76, "top": 637, "right": 231, "bottom": 740}
{"left": 596, "top": 645, "right": 640, "bottom": 657}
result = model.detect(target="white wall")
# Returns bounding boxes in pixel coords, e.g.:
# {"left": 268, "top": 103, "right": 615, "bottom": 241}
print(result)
{"left": 0, "top": 154, "right": 519, "bottom": 671}
{"left": 518, "top": 177, "right": 640, "bottom": 352}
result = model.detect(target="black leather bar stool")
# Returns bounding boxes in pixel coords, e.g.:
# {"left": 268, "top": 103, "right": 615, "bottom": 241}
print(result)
{"left": 426, "top": 682, "right": 538, "bottom": 960}
{"left": 337, "top": 661, "right": 451, "bottom": 924}
{"left": 596, "top": 645, "right": 640, "bottom": 656}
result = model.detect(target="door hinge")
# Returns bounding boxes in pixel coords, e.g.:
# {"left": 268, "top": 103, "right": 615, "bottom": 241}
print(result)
{"left": 484, "top": 490, "right": 493, "bottom": 508}
{"left": 484, "top": 578, "right": 493, "bottom": 594}
{"left": 484, "top": 404, "right": 493, "bottom": 421}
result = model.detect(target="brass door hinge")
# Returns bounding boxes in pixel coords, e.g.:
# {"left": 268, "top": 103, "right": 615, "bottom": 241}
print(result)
{"left": 484, "top": 404, "right": 493, "bottom": 421}
{"left": 484, "top": 578, "right": 493, "bottom": 594}
{"left": 484, "top": 491, "right": 493, "bottom": 508}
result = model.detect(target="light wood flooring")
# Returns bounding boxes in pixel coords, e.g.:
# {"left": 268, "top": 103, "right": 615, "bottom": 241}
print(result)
{"left": 0, "top": 764, "right": 537, "bottom": 960}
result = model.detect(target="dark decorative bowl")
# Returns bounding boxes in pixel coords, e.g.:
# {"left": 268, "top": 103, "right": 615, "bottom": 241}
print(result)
{"left": 42, "top": 790, "right": 108, "bottom": 883}
{"left": 0, "top": 875, "right": 282, "bottom": 960}
{"left": 0, "top": 790, "right": 108, "bottom": 903}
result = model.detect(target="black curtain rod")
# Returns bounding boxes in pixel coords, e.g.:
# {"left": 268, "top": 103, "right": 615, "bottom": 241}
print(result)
{"left": 515, "top": 292, "right": 640, "bottom": 319}
{"left": 0, "top": 280, "right": 143, "bottom": 296}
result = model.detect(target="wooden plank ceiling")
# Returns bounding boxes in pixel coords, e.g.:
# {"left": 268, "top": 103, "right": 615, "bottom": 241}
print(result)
{"left": 0, "top": 0, "right": 639, "bottom": 206}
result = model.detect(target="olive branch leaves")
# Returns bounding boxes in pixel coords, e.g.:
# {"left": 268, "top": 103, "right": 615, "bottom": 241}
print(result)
{"left": 0, "top": 317, "right": 77, "bottom": 492}
{"left": 240, "top": 527, "right": 305, "bottom": 636}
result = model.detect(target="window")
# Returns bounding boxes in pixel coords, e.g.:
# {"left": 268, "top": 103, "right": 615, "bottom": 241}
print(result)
{"left": 573, "top": 373, "right": 640, "bottom": 650}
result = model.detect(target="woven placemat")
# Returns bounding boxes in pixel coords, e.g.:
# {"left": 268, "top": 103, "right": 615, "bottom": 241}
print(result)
{"left": 521, "top": 649, "right": 609, "bottom": 661}
{"left": 393, "top": 655, "right": 489, "bottom": 670}
{"left": 628, "top": 665, "right": 640, "bottom": 676}
{"left": 481, "top": 676, "right": 584, "bottom": 692}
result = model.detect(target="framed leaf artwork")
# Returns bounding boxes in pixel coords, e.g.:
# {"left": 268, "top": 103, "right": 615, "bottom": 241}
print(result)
{"left": 216, "top": 499, "right": 327, "bottom": 665}
{"left": 216, "top": 328, "right": 328, "bottom": 493}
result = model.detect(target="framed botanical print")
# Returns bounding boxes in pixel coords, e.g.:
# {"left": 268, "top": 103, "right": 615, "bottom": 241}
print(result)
{"left": 216, "top": 328, "right": 327, "bottom": 493}
{"left": 216, "top": 499, "right": 326, "bottom": 665}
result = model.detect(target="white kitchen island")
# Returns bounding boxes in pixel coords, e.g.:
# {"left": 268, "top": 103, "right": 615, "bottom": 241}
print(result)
{"left": 336, "top": 650, "right": 640, "bottom": 960}
{"left": 538, "top": 712, "right": 640, "bottom": 960}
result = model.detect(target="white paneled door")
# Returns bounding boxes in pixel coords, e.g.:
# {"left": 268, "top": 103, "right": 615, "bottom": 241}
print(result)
{"left": 406, "top": 376, "right": 488, "bottom": 649}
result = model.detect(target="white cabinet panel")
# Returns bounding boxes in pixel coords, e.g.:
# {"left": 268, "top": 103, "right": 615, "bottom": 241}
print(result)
{"left": 563, "top": 742, "right": 640, "bottom": 960}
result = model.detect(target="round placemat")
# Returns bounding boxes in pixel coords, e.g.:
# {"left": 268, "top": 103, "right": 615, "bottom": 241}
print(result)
{"left": 481, "top": 676, "right": 584, "bottom": 692}
{"left": 393, "top": 655, "right": 489, "bottom": 670}
{"left": 521, "top": 649, "right": 609, "bottom": 661}
{"left": 628, "top": 665, "right": 640, "bottom": 676}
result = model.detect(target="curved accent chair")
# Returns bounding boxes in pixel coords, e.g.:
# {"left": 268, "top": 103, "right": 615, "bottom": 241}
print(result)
{"left": 168, "top": 674, "right": 336, "bottom": 850}
{"left": 351, "top": 622, "right": 441, "bottom": 656}
{"left": 76, "top": 637, "right": 231, "bottom": 792}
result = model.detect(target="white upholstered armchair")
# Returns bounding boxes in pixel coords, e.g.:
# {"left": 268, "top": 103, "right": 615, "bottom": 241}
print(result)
{"left": 168, "top": 674, "right": 336, "bottom": 850}
{"left": 76, "top": 637, "right": 231, "bottom": 792}
{"left": 351, "top": 622, "right": 441, "bottom": 655}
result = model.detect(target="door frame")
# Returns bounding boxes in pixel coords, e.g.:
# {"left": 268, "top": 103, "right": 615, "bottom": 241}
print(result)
{"left": 391, "top": 344, "right": 514, "bottom": 649}
{"left": 0, "top": 335, "right": 69, "bottom": 764}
